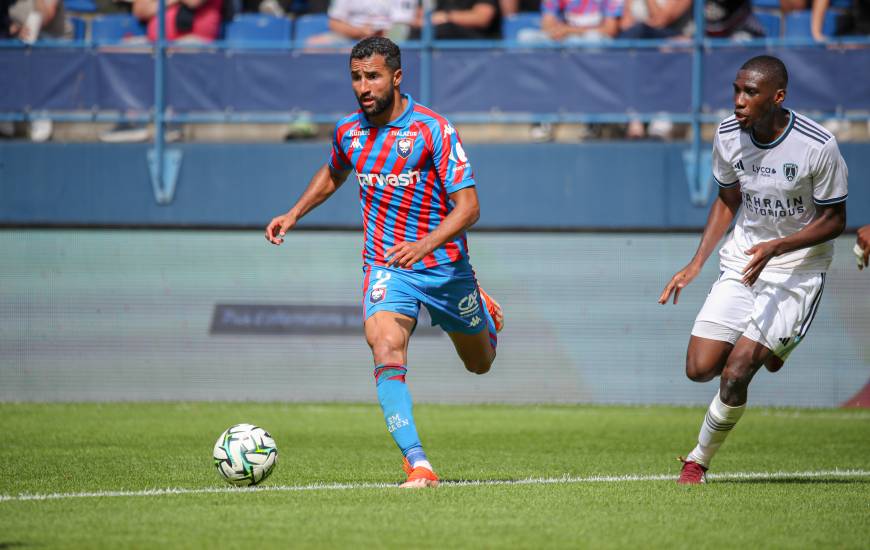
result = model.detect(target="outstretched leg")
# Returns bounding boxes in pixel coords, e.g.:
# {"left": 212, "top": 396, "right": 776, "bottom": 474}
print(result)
{"left": 365, "top": 311, "right": 438, "bottom": 488}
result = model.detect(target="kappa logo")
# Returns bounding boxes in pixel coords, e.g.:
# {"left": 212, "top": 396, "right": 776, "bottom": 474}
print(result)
{"left": 783, "top": 163, "right": 798, "bottom": 182}
{"left": 370, "top": 287, "right": 386, "bottom": 304}
{"left": 733, "top": 159, "right": 745, "bottom": 171}
{"left": 458, "top": 290, "right": 479, "bottom": 317}
{"left": 443, "top": 124, "right": 455, "bottom": 137}
{"left": 468, "top": 315, "right": 482, "bottom": 328}
{"left": 350, "top": 137, "right": 362, "bottom": 150}
{"left": 396, "top": 137, "right": 413, "bottom": 159}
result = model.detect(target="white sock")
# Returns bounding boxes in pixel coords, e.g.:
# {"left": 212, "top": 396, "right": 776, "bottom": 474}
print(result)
{"left": 412, "top": 459, "right": 433, "bottom": 471}
{"left": 686, "top": 392, "right": 746, "bottom": 468}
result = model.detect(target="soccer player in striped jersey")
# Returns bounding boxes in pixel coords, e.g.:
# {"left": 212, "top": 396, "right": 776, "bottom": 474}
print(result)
{"left": 658, "top": 55, "right": 848, "bottom": 484}
{"left": 265, "top": 37, "right": 503, "bottom": 489}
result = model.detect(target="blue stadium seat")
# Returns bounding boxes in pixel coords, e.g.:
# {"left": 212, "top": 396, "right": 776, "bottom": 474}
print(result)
{"left": 502, "top": 13, "right": 542, "bottom": 40}
{"left": 91, "top": 14, "right": 146, "bottom": 44}
{"left": 752, "top": 0, "right": 781, "bottom": 8}
{"left": 755, "top": 12, "right": 781, "bottom": 37}
{"left": 64, "top": 0, "right": 97, "bottom": 13}
{"left": 225, "top": 14, "right": 292, "bottom": 44}
{"left": 293, "top": 13, "right": 330, "bottom": 44}
{"left": 783, "top": 10, "right": 836, "bottom": 38}
{"left": 70, "top": 16, "right": 87, "bottom": 41}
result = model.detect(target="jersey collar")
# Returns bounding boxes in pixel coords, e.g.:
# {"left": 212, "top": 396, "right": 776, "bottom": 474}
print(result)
{"left": 750, "top": 109, "right": 794, "bottom": 150}
{"left": 360, "top": 94, "right": 414, "bottom": 129}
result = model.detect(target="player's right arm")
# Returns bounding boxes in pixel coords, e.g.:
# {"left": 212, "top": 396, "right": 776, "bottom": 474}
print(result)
{"left": 659, "top": 125, "right": 741, "bottom": 304}
{"left": 658, "top": 186, "right": 742, "bottom": 304}
{"left": 265, "top": 164, "right": 350, "bottom": 245}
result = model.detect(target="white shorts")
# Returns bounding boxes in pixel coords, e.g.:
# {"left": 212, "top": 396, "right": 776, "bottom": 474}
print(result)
{"left": 691, "top": 268, "right": 826, "bottom": 361}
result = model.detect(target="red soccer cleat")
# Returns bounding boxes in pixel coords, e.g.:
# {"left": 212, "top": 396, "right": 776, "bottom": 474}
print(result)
{"left": 400, "top": 457, "right": 439, "bottom": 488}
{"left": 478, "top": 287, "right": 504, "bottom": 333}
{"left": 677, "top": 457, "right": 708, "bottom": 485}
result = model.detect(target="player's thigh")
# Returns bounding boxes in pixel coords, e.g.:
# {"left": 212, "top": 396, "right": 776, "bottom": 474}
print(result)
{"left": 689, "top": 269, "right": 754, "bottom": 375}
{"left": 362, "top": 266, "right": 422, "bottom": 364}
{"left": 364, "top": 310, "right": 416, "bottom": 364}
{"left": 685, "top": 335, "right": 733, "bottom": 381}
{"left": 743, "top": 272, "right": 826, "bottom": 365}
{"left": 420, "top": 260, "right": 486, "bottom": 335}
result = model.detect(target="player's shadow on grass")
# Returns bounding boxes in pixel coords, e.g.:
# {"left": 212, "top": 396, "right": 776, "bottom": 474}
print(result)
{"left": 714, "top": 478, "right": 870, "bottom": 485}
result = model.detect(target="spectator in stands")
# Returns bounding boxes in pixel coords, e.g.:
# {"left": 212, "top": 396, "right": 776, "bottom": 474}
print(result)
{"left": 132, "top": 0, "right": 223, "bottom": 42}
{"left": 100, "top": 0, "right": 221, "bottom": 142}
{"left": 1, "top": 0, "right": 14, "bottom": 38}
{"left": 811, "top": 0, "right": 870, "bottom": 40}
{"left": 431, "top": 0, "right": 501, "bottom": 39}
{"left": 619, "top": 0, "right": 692, "bottom": 39}
{"left": 8, "top": 0, "right": 72, "bottom": 42}
{"left": 499, "top": 0, "right": 540, "bottom": 15}
{"left": 307, "top": 0, "right": 420, "bottom": 45}
{"left": 704, "top": 0, "right": 765, "bottom": 38}
{"left": 7, "top": 0, "right": 72, "bottom": 141}
{"left": 519, "top": 0, "right": 622, "bottom": 43}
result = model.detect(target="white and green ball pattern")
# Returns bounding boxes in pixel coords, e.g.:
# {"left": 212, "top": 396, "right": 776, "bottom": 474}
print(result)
{"left": 213, "top": 424, "right": 278, "bottom": 486}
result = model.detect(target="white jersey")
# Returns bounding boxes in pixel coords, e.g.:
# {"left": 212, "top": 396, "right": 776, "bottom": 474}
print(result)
{"left": 712, "top": 110, "right": 849, "bottom": 274}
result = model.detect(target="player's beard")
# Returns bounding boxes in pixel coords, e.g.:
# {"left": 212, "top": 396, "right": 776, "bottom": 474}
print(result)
{"left": 357, "top": 86, "right": 395, "bottom": 118}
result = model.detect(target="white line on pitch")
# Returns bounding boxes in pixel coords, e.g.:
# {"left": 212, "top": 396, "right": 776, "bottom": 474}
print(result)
{"left": 1, "top": 469, "right": 868, "bottom": 503}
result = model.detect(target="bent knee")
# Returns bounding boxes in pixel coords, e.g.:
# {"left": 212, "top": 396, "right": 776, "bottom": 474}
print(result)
{"left": 464, "top": 357, "right": 493, "bottom": 375}
{"left": 685, "top": 357, "right": 719, "bottom": 382}
{"left": 720, "top": 358, "right": 755, "bottom": 389}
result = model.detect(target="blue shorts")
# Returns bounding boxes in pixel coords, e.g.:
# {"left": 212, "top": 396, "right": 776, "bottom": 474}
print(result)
{"left": 362, "top": 259, "right": 487, "bottom": 335}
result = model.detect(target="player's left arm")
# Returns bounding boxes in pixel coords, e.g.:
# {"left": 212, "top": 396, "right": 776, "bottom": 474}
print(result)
{"left": 385, "top": 187, "right": 480, "bottom": 268}
{"left": 743, "top": 139, "right": 848, "bottom": 285}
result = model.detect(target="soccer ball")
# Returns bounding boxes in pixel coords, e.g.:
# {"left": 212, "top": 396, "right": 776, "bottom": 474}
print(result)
{"left": 213, "top": 423, "right": 278, "bottom": 486}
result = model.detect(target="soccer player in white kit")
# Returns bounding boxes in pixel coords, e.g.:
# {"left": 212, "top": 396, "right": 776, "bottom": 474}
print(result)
{"left": 658, "top": 55, "right": 848, "bottom": 484}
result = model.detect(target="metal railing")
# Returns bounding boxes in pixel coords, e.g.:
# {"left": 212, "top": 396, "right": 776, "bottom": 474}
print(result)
{"left": 2, "top": 4, "right": 869, "bottom": 205}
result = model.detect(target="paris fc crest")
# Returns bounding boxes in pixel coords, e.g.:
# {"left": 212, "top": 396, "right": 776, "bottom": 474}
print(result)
{"left": 396, "top": 138, "right": 413, "bottom": 159}
{"left": 783, "top": 163, "right": 798, "bottom": 182}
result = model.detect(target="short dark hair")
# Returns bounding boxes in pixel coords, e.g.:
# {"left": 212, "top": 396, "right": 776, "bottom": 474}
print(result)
{"left": 740, "top": 55, "right": 788, "bottom": 89}
{"left": 350, "top": 37, "right": 402, "bottom": 71}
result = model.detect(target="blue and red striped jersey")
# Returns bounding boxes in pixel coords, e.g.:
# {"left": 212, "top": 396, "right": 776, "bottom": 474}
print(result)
{"left": 328, "top": 94, "right": 476, "bottom": 270}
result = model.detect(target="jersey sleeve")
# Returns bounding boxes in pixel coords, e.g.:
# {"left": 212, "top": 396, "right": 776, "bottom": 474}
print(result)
{"left": 328, "top": 123, "right": 352, "bottom": 173}
{"left": 812, "top": 137, "right": 848, "bottom": 205}
{"left": 429, "top": 120, "right": 476, "bottom": 194}
{"left": 711, "top": 130, "right": 739, "bottom": 189}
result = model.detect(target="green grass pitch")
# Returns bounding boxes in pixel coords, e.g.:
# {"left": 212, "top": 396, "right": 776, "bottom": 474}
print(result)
{"left": 1, "top": 402, "right": 869, "bottom": 548}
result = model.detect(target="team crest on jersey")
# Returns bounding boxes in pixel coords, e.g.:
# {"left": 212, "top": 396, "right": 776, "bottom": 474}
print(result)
{"left": 396, "top": 137, "right": 413, "bottom": 159}
{"left": 370, "top": 287, "right": 386, "bottom": 304}
{"left": 783, "top": 163, "right": 798, "bottom": 182}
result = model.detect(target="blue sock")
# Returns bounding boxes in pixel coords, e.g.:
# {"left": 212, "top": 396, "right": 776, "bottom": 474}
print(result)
{"left": 373, "top": 364, "right": 428, "bottom": 467}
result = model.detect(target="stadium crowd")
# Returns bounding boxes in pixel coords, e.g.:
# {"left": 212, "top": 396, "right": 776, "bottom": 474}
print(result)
{"left": 0, "top": 0, "right": 867, "bottom": 142}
